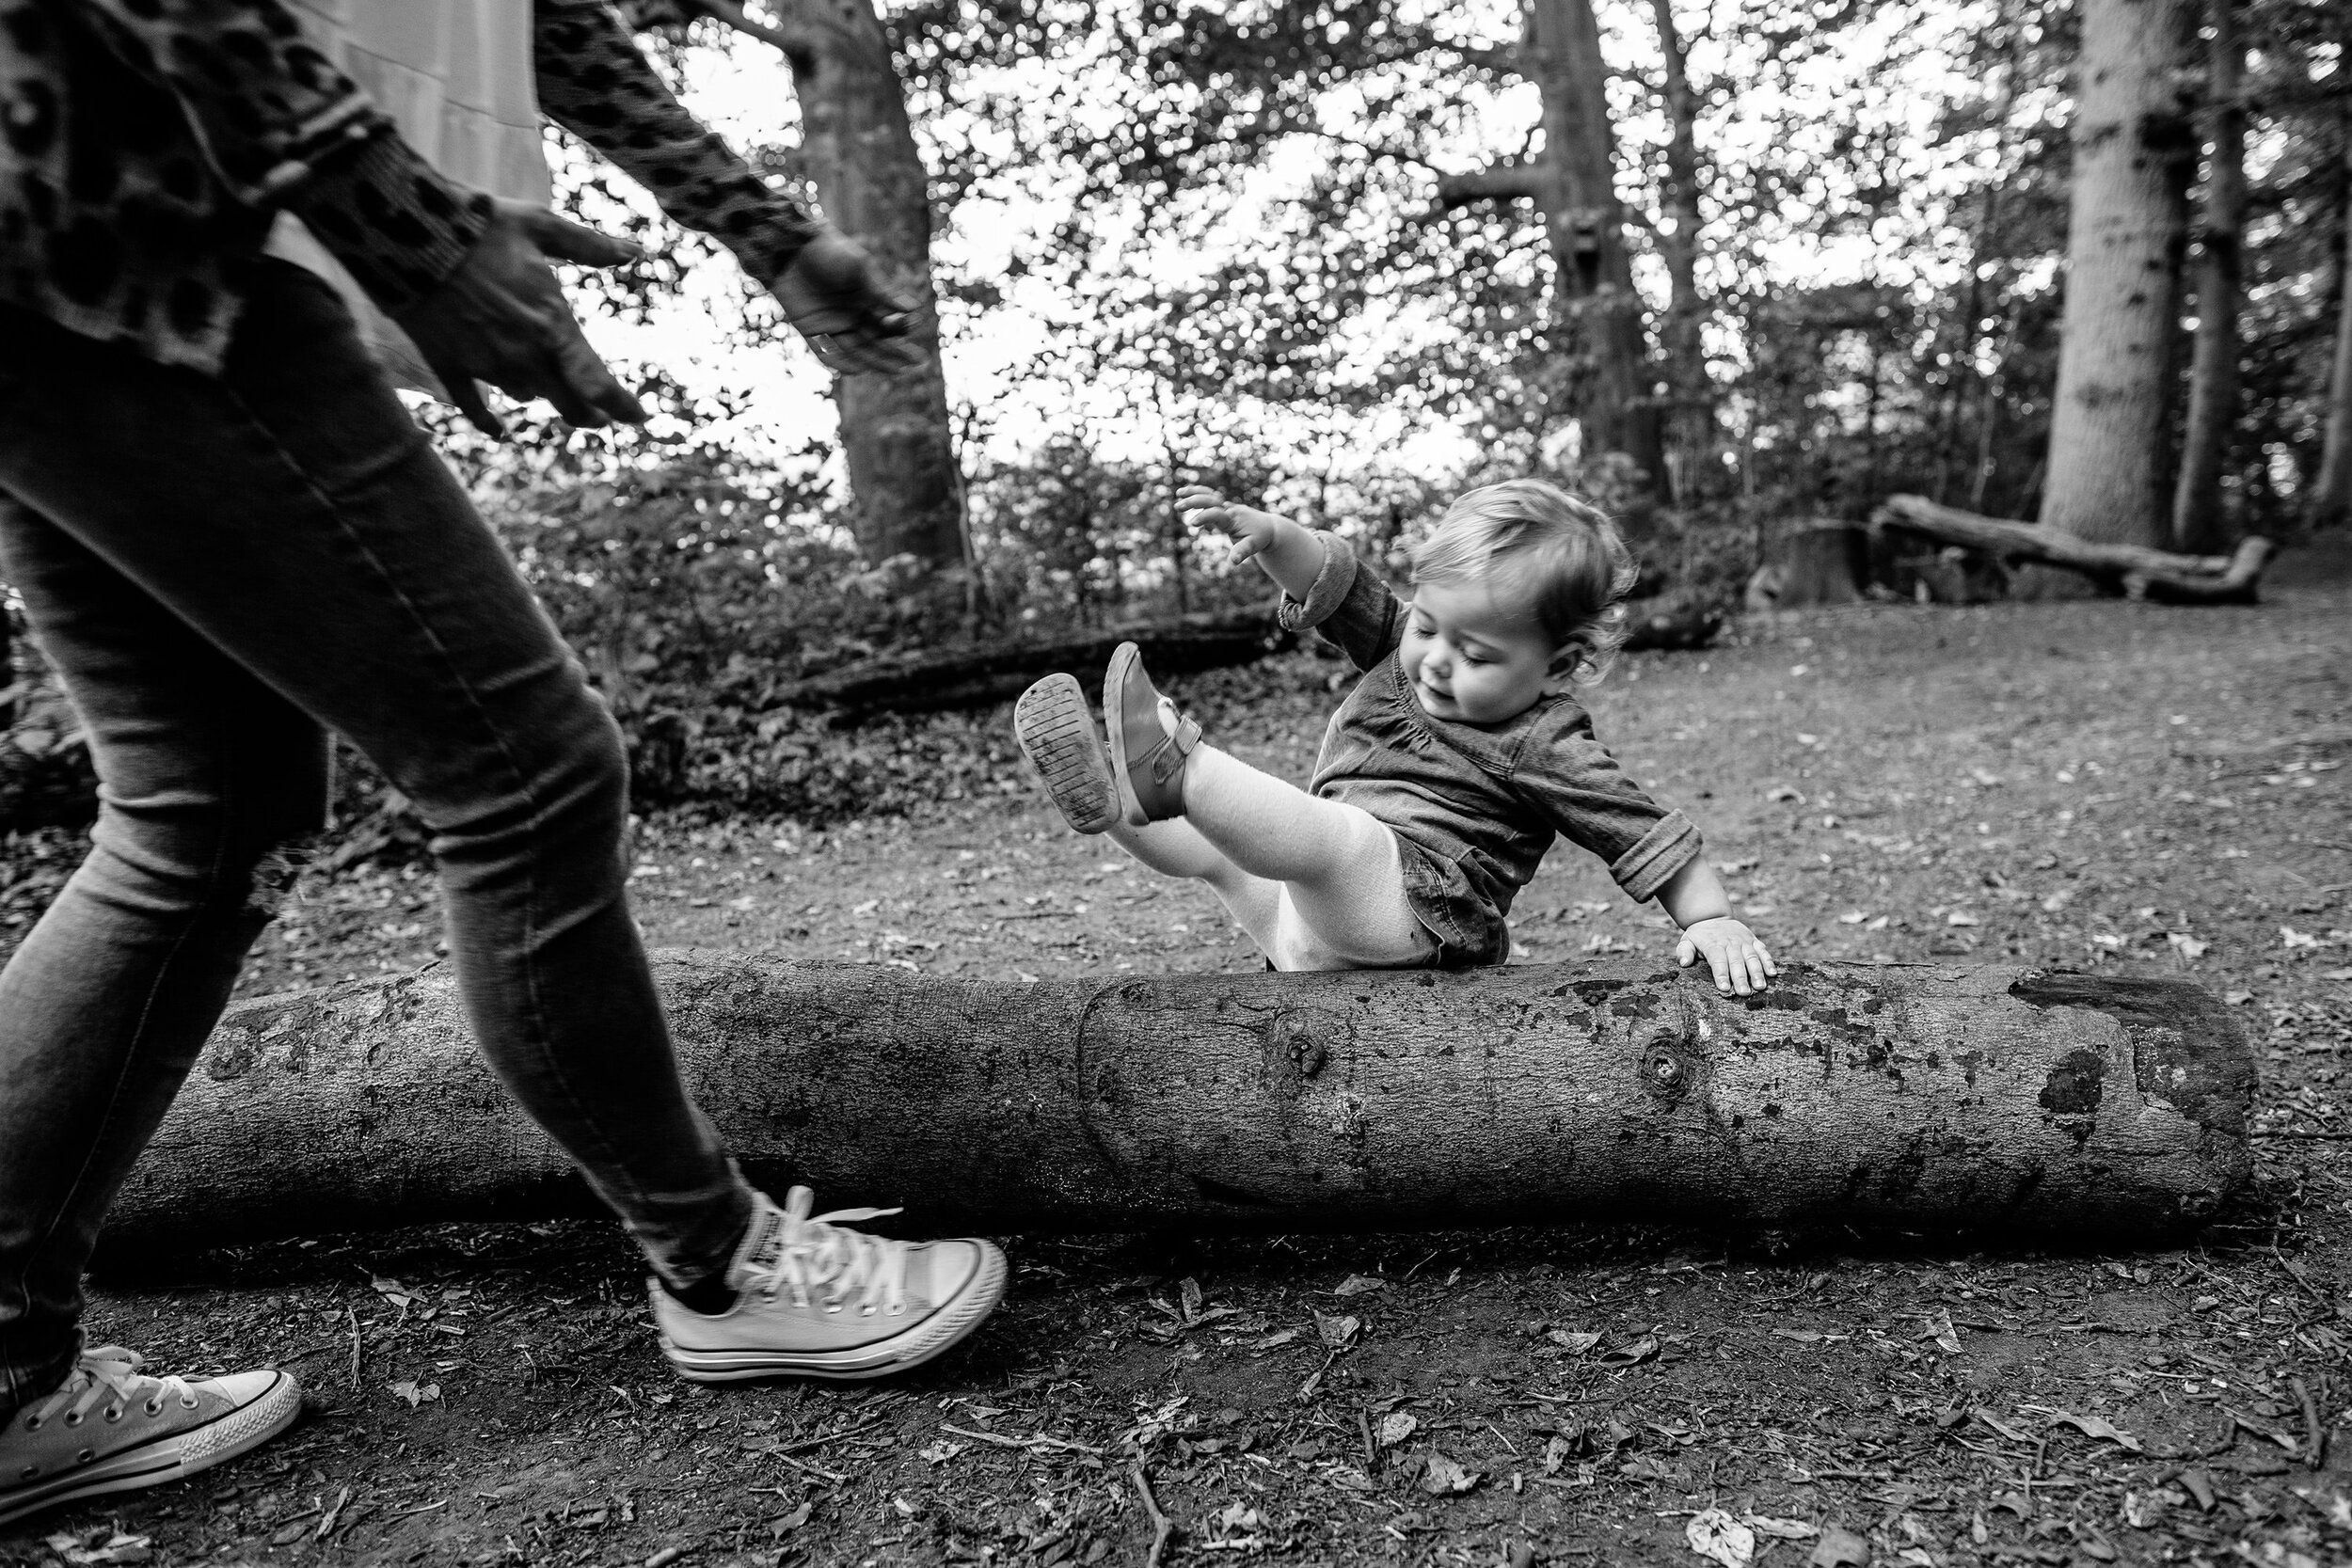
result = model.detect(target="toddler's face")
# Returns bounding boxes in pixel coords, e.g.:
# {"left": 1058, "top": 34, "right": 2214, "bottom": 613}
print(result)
{"left": 1399, "top": 577, "right": 1567, "bottom": 724}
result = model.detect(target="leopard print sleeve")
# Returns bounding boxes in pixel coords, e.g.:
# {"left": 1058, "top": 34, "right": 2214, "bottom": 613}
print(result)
{"left": 532, "top": 0, "right": 821, "bottom": 287}
{"left": 59, "top": 0, "right": 492, "bottom": 314}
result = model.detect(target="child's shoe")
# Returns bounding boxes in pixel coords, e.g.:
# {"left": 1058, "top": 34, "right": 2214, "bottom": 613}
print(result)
{"left": 1104, "top": 641, "right": 1200, "bottom": 827}
{"left": 0, "top": 1346, "right": 300, "bottom": 1527}
{"left": 1013, "top": 673, "right": 1118, "bottom": 834}
{"left": 650, "top": 1186, "right": 1007, "bottom": 1383}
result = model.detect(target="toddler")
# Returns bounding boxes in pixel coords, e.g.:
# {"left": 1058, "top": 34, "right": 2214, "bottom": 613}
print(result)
{"left": 1011, "top": 479, "right": 1776, "bottom": 993}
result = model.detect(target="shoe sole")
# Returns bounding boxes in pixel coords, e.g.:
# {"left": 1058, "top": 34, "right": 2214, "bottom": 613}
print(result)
{"left": 1013, "top": 674, "right": 1116, "bottom": 835}
{"left": 0, "top": 1370, "right": 300, "bottom": 1529}
{"left": 660, "top": 1242, "right": 1009, "bottom": 1383}
{"left": 1102, "top": 641, "right": 1152, "bottom": 829}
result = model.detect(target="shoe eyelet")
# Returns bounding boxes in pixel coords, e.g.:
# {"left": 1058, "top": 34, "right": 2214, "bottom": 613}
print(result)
{"left": 21, "top": 1416, "right": 40, "bottom": 1433}
{"left": 179, "top": 1396, "right": 199, "bottom": 1411}
{"left": 76, "top": 1449, "right": 95, "bottom": 1465}
{"left": 63, "top": 1411, "right": 83, "bottom": 1428}
{"left": 889, "top": 1305, "right": 905, "bottom": 1316}
{"left": 144, "top": 1398, "right": 164, "bottom": 1417}
{"left": 18, "top": 1465, "right": 36, "bottom": 1481}
{"left": 823, "top": 1304, "right": 841, "bottom": 1314}
{"left": 103, "top": 1405, "right": 123, "bottom": 1423}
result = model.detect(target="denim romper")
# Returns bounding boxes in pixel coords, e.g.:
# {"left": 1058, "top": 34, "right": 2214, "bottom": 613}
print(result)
{"left": 1279, "top": 531, "right": 1704, "bottom": 967}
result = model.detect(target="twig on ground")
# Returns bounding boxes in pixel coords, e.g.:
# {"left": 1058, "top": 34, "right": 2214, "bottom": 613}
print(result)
{"left": 2272, "top": 1245, "right": 2328, "bottom": 1302}
{"left": 347, "top": 1306, "right": 361, "bottom": 1388}
{"left": 2251, "top": 1130, "right": 2352, "bottom": 1140}
{"left": 316, "top": 1486, "right": 353, "bottom": 1541}
{"left": 776, "top": 1415, "right": 887, "bottom": 1455}
{"left": 2293, "top": 1375, "right": 2327, "bottom": 1471}
{"left": 1132, "top": 1461, "right": 1174, "bottom": 1568}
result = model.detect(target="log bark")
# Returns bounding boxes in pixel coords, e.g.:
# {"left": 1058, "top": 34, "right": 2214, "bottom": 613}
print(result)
{"left": 1763, "top": 522, "right": 1867, "bottom": 607}
{"left": 1874, "top": 494, "right": 2274, "bottom": 603}
{"left": 108, "top": 958, "right": 2252, "bottom": 1247}
{"left": 2170, "top": 0, "right": 2248, "bottom": 555}
{"left": 2037, "top": 0, "right": 2200, "bottom": 551}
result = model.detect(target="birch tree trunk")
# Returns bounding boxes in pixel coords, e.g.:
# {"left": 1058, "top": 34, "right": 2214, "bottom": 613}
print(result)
{"left": 2036, "top": 0, "right": 2199, "bottom": 555}
{"left": 1648, "top": 0, "right": 1714, "bottom": 501}
{"left": 1531, "top": 0, "right": 1669, "bottom": 497}
{"left": 2313, "top": 134, "right": 2352, "bottom": 531}
{"left": 108, "top": 958, "right": 2252, "bottom": 1246}
{"left": 2170, "top": 0, "right": 2247, "bottom": 555}
{"left": 726, "top": 0, "right": 964, "bottom": 574}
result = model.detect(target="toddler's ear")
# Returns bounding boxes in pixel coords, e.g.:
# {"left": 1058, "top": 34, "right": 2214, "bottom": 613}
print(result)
{"left": 1543, "top": 641, "right": 1590, "bottom": 691}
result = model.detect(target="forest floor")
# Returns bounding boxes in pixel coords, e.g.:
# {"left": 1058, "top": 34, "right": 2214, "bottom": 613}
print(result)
{"left": 1, "top": 545, "right": 2348, "bottom": 1568}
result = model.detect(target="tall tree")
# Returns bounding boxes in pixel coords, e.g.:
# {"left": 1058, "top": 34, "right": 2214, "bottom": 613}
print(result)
{"left": 2036, "top": 0, "right": 2200, "bottom": 551}
{"left": 2313, "top": 79, "right": 2352, "bottom": 531}
{"left": 1438, "top": 0, "right": 1669, "bottom": 498}
{"left": 2170, "top": 0, "right": 2248, "bottom": 553}
{"left": 1647, "top": 0, "right": 1715, "bottom": 500}
{"left": 691, "top": 0, "right": 965, "bottom": 577}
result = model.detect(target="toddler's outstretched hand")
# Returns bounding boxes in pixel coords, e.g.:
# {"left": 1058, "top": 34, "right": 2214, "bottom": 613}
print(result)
{"left": 1178, "top": 485, "right": 1291, "bottom": 568}
{"left": 1676, "top": 916, "right": 1778, "bottom": 996}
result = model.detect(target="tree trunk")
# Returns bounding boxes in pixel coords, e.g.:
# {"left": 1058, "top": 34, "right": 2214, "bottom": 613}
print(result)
{"left": 107, "top": 958, "right": 2250, "bottom": 1247}
{"left": 1530, "top": 0, "right": 1668, "bottom": 496}
{"left": 2313, "top": 131, "right": 2352, "bottom": 530}
{"left": 2036, "top": 0, "right": 2199, "bottom": 552}
{"left": 1875, "top": 494, "right": 2273, "bottom": 601}
{"left": 755, "top": 0, "right": 964, "bottom": 574}
{"left": 1647, "top": 0, "right": 1712, "bottom": 500}
{"left": 2170, "top": 0, "right": 2248, "bottom": 555}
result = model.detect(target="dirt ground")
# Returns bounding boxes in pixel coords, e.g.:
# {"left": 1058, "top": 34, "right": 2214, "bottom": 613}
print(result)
{"left": 2, "top": 546, "right": 2348, "bottom": 1568}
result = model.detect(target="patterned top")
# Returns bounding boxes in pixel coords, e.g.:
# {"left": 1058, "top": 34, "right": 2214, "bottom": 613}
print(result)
{"left": 1279, "top": 530, "right": 1703, "bottom": 966}
{"left": 1, "top": 0, "right": 821, "bottom": 375}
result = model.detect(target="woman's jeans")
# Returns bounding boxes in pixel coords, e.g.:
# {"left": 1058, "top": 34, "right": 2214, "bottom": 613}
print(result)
{"left": 0, "top": 262, "right": 753, "bottom": 1418}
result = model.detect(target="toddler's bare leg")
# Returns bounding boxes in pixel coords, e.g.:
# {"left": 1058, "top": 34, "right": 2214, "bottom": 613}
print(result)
{"left": 1182, "top": 747, "right": 1432, "bottom": 967}
{"left": 1106, "top": 818, "right": 1284, "bottom": 958}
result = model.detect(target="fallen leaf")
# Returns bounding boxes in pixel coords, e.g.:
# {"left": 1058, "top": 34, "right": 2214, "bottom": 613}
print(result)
{"left": 1180, "top": 1276, "right": 1204, "bottom": 1323}
{"left": 2025, "top": 1405, "right": 2142, "bottom": 1452}
{"left": 45, "top": 1532, "right": 153, "bottom": 1566}
{"left": 917, "top": 1439, "right": 968, "bottom": 1465}
{"left": 1313, "top": 1311, "right": 1361, "bottom": 1351}
{"left": 2166, "top": 931, "right": 2209, "bottom": 962}
{"left": 1686, "top": 1507, "right": 1756, "bottom": 1567}
{"left": 1546, "top": 1328, "right": 1603, "bottom": 1353}
{"left": 2122, "top": 1490, "right": 2167, "bottom": 1529}
{"left": 1419, "top": 1451, "right": 1481, "bottom": 1496}
{"left": 1921, "top": 1308, "right": 1961, "bottom": 1354}
{"left": 1745, "top": 1515, "right": 1819, "bottom": 1540}
{"left": 767, "top": 1502, "right": 813, "bottom": 1536}
{"left": 1773, "top": 1328, "right": 1849, "bottom": 1344}
{"left": 1596, "top": 1334, "right": 1660, "bottom": 1367}
{"left": 1248, "top": 1328, "right": 1301, "bottom": 1354}
{"left": 2281, "top": 927, "right": 2319, "bottom": 949}
{"left": 1973, "top": 1407, "right": 2032, "bottom": 1444}
{"left": 1377, "top": 1412, "right": 1419, "bottom": 1448}
{"left": 386, "top": 1380, "right": 440, "bottom": 1409}
{"left": 1331, "top": 1274, "right": 1387, "bottom": 1298}
{"left": 1541, "top": 1433, "right": 1576, "bottom": 1475}
{"left": 1947, "top": 911, "right": 1980, "bottom": 927}
{"left": 1808, "top": 1524, "right": 1870, "bottom": 1567}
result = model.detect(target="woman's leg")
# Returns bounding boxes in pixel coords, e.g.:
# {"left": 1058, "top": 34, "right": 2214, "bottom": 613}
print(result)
{"left": 0, "top": 270, "right": 751, "bottom": 1292}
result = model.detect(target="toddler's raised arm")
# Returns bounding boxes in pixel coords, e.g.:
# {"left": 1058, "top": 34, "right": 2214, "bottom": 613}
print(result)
{"left": 1178, "top": 488, "right": 1406, "bottom": 673}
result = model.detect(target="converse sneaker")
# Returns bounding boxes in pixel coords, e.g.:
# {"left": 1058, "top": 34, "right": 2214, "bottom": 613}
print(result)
{"left": 1013, "top": 673, "right": 1118, "bottom": 834}
{"left": 651, "top": 1187, "right": 1007, "bottom": 1382}
{"left": 1103, "top": 641, "right": 1200, "bottom": 827}
{"left": 0, "top": 1346, "right": 300, "bottom": 1528}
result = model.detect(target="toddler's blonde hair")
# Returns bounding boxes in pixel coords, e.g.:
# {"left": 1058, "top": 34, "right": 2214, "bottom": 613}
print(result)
{"left": 1410, "top": 479, "right": 1639, "bottom": 676}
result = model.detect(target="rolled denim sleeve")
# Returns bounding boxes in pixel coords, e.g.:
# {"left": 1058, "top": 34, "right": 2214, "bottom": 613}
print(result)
{"left": 1517, "top": 713, "right": 1703, "bottom": 903}
{"left": 1277, "top": 531, "right": 1406, "bottom": 673}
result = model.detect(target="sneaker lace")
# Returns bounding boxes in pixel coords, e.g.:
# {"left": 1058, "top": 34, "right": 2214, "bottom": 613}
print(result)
{"left": 21, "top": 1346, "right": 196, "bottom": 1429}
{"left": 741, "top": 1186, "right": 912, "bottom": 1316}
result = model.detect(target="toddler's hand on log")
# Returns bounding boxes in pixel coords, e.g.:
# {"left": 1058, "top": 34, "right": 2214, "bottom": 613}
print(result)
{"left": 1676, "top": 917, "right": 1777, "bottom": 997}
{"left": 1178, "top": 485, "right": 1291, "bottom": 568}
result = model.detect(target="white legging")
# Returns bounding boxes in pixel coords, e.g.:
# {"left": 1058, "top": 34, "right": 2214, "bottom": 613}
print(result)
{"left": 1110, "top": 746, "right": 1437, "bottom": 972}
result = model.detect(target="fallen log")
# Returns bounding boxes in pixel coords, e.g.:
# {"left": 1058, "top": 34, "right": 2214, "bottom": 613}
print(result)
{"left": 1871, "top": 495, "right": 2276, "bottom": 603}
{"left": 108, "top": 958, "right": 2251, "bottom": 1247}
{"left": 770, "top": 610, "right": 1293, "bottom": 719}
